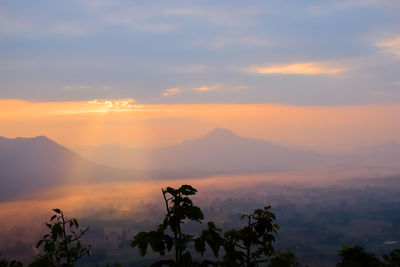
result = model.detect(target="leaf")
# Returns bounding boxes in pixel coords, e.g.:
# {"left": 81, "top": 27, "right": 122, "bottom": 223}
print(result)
{"left": 207, "top": 221, "right": 217, "bottom": 230}
{"left": 52, "top": 208, "right": 61, "bottom": 214}
{"left": 164, "top": 235, "right": 174, "bottom": 252}
{"left": 189, "top": 206, "right": 204, "bottom": 221}
{"left": 36, "top": 239, "right": 43, "bottom": 248}
{"left": 179, "top": 184, "right": 197, "bottom": 195}
{"left": 131, "top": 232, "right": 150, "bottom": 256}
{"left": 194, "top": 237, "right": 206, "bottom": 255}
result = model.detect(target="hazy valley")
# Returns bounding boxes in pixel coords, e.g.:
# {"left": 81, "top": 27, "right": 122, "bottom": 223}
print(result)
{"left": 1, "top": 129, "right": 400, "bottom": 266}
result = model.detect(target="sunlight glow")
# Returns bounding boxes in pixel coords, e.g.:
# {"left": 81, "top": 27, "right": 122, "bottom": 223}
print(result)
{"left": 196, "top": 85, "right": 219, "bottom": 91}
{"left": 0, "top": 100, "right": 399, "bottom": 151}
{"left": 376, "top": 36, "right": 400, "bottom": 56}
{"left": 162, "top": 88, "right": 180, "bottom": 96}
{"left": 248, "top": 62, "right": 346, "bottom": 75}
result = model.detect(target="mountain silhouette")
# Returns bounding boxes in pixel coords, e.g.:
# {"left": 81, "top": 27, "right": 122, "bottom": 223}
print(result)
{"left": 0, "top": 136, "right": 132, "bottom": 201}
{"left": 77, "top": 128, "right": 322, "bottom": 172}
{"left": 2, "top": 130, "right": 399, "bottom": 201}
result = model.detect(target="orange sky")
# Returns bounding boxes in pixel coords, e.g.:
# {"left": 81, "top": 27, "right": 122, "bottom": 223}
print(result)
{"left": 1, "top": 99, "right": 399, "bottom": 152}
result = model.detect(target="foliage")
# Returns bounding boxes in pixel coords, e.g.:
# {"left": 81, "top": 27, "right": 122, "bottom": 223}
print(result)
{"left": 5, "top": 186, "right": 400, "bottom": 267}
{"left": 30, "top": 208, "right": 91, "bottom": 267}
{"left": 131, "top": 185, "right": 280, "bottom": 267}
{"left": 131, "top": 185, "right": 215, "bottom": 266}
{"left": 268, "top": 252, "right": 302, "bottom": 267}
{"left": 337, "top": 246, "right": 400, "bottom": 267}
{"left": 383, "top": 249, "right": 400, "bottom": 267}
{"left": 0, "top": 254, "right": 22, "bottom": 267}
{"left": 194, "top": 221, "right": 225, "bottom": 259}
{"left": 222, "top": 206, "right": 279, "bottom": 267}
{"left": 337, "top": 246, "right": 382, "bottom": 267}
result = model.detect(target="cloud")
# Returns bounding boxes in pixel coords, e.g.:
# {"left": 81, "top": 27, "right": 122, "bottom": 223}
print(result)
{"left": 247, "top": 62, "right": 346, "bottom": 75}
{"left": 196, "top": 85, "right": 219, "bottom": 92}
{"left": 240, "top": 36, "right": 269, "bottom": 47}
{"left": 103, "top": 12, "right": 176, "bottom": 32}
{"left": 164, "top": 7, "right": 194, "bottom": 16}
{"left": 307, "top": 0, "right": 400, "bottom": 16}
{"left": 236, "top": 85, "right": 249, "bottom": 90}
{"left": 0, "top": 7, "right": 91, "bottom": 37}
{"left": 376, "top": 37, "right": 400, "bottom": 57}
{"left": 87, "top": 98, "right": 139, "bottom": 112}
{"left": 63, "top": 84, "right": 91, "bottom": 90}
{"left": 162, "top": 88, "right": 180, "bottom": 96}
{"left": 172, "top": 64, "right": 206, "bottom": 73}
{"left": 193, "top": 35, "right": 269, "bottom": 50}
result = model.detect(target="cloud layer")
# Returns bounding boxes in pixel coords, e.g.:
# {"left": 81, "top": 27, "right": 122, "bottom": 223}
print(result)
{"left": 0, "top": 0, "right": 399, "bottom": 105}
{"left": 162, "top": 88, "right": 180, "bottom": 96}
{"left": 376, "top": 37, "right": 400, "bottom": 57}
{"left": 248, "top": 62, "right": 345, "bottom": 75}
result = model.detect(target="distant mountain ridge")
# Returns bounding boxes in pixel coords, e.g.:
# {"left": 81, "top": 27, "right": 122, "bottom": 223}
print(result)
{"left": 77, "top": 128, "right": 323, "bottom": 172}
{"left": 0, "top": 136, "right": 132, "bottom": 201}
{"left": 2, "top": 129, "right": 399, "bottom": 201}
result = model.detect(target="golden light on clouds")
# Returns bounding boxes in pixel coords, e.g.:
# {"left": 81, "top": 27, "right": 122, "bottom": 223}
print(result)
{"left": 196, "top": 85, "right": 219, "bottom": 91}
{"left": 376, "top": 37, "right": 400, "bottom": 56}
{"left": 162, "top": 87, "right": 180, "bottom": 96}
{"left": 248, "top": 62, "right": 346, "bottom": 75}
{"left": 86, "top": 98, "right": 139, "bottom": 112}
{"left": 0, "top": 98, "right": 152, "bottom": 118}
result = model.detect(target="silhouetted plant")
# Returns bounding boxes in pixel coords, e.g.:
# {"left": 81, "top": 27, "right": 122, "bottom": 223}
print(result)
{"left": 194, "top": 221, "right": 225, "bottom": 260}
{"left": 0, "top": 254, "right": 22, "bottom": 267}
{"left": 269, "top": 251, "right": 302, "bottom": 267}
{"left": 337, "top": 246, "right": 400, "bottom": 267}
{"left": 132, "top": 185, "right": 231, "bottom": 266}
{"left": 383, "top": 249, "right": 400, "bottom": 267}
{"left": 222, "top": 206, "right": 279, "bottom": 267}
{"left": 31, "top": 208, "right": 91, "bottom": 267}
{"left": 131, "top": 185, "right": 281, "bottom": 267}
{"left": 337, "top": 246, "right": 382, "bottom": 267}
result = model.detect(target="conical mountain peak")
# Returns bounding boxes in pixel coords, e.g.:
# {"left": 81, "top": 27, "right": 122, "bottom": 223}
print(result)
{"left": 203, "top": 128, "right": 240, "bottom": 139}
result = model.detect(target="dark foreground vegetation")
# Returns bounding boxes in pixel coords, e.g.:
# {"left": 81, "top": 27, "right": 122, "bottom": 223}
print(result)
{"left": 1, "top": 185, "right": 399, "bottom": 267}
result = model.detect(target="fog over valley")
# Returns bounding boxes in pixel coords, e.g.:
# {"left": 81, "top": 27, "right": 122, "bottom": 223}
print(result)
{"left": 1, "top": 129, "right": 400, "bottom": 266}
{"left": 1, "top": 1, "right": 400, "bottom": 265}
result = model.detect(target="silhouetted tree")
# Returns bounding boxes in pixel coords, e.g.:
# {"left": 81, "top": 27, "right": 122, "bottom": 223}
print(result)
{"left": 131, "top": 185, "right": 280, "bottom": 267}
{"left": 269, "top": 252, "right": 303, "bottom": 267}
{"left": 222, "top": 206, "right": 279, "bottom": 267}
{"left": 0, "top": 254, "right": 22, "bottom": 267}
{"left": 337, "top": 246, "right": 382, "bottom": 267}
{"left": 30, "top": 209, "right": 91, "bottom": 267}
{"left": 383, "top": 249, "right": 400, "bottom": 267}
{"left": 131, "top": 185, "right": 221, "bottom": 266}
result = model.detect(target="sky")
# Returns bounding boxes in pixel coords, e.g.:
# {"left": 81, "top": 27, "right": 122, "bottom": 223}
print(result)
{"left": 0, "top": 0, "right": 400, "bottom": 150}
{"left": 1, "top": 0, "right": 400, "bottom": 105}
{"left": 1, "top": 100, "right": 400, "bottom": 151}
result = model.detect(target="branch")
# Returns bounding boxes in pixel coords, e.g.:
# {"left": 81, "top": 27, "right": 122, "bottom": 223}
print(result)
{"left": 235, "top": 243, "right": 247, "bottom": 250}
{"left": 71, "top": 227, "right": 89, "bottom": 242}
